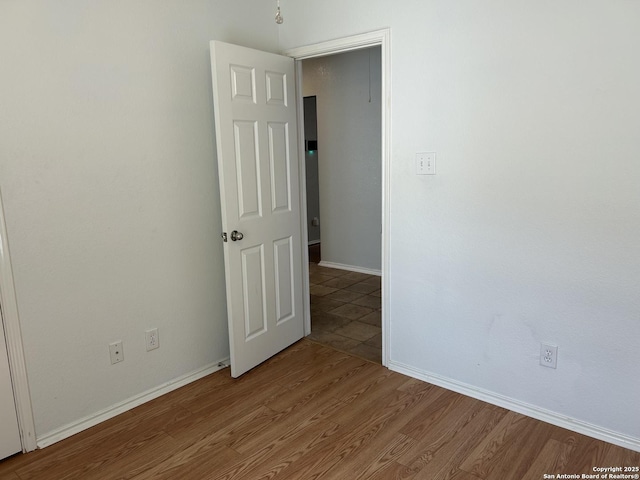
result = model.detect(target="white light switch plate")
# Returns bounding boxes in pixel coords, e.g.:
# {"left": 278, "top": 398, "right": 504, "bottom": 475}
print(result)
{"left": 416, "top": 152, "right": 436, "bottom": 175}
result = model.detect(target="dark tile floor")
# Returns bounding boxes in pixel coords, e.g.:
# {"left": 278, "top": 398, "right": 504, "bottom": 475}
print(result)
{"left": 308, "top": 251, "right": 382, "bottom": 364}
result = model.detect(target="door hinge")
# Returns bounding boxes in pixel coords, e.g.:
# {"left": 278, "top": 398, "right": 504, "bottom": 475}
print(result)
{"left": 221, "top": 232, "right": 228, "bottom": 242}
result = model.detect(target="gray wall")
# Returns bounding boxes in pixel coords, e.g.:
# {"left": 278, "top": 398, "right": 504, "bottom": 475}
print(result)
{"left": 302, "top": 48, "right": 382, "bottom": 271}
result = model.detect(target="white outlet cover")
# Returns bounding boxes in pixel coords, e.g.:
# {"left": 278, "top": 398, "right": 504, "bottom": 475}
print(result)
{"left": 109, "top": 341, "right": 124, "bottom": 364}
{"left": 145, "top": 328, "right": 159, "bottom": 351}
{"left": 540, "top": 343, "right": 558, "bottom": 369}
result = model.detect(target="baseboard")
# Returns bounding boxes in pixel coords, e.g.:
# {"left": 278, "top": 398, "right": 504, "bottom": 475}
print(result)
{"left": 388, "top": 360, "right": 640, "bottom": 453}
{"left": 308, "top": 240, "right": 321, "bottom": 246}
{"left": 36, "top": 358, "right": 230, "bottom": 449}
{"left": 318, "top": 261, "right": 381, "bottom": 277}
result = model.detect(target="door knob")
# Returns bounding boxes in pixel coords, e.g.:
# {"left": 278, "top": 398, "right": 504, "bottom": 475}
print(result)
{"left": 230, "top": 230, "right": 244, "bottom": 241}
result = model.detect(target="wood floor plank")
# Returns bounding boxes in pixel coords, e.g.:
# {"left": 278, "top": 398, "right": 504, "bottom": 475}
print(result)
{"left": 397, "top": 397, "right": 497, "bottom": 471}
{"left": 328, "top": 375, "right": 411, "bottom": 427}
{"left": 317, "top": 360, "right": 395, "bottom": 403}
{"left": 1, "top": 340, "right": 638, "bottom": 480}
{"left": 165, "top": 382, "right": 283, "bottom": 445}
{"left": 398, "top": 389, "right": 482, "bottom": 439}
{"left": 244, "top": 340, "right": 334, "bottom": 383}
{"left": 438, "top": 468, "right": 483, "bottom": 480}
{"left": 17, "top": 429, "right": 175, "bottom": 480}
{"left": 132, "top": 445, "right": 240, "bottom": 480}
{"left": 459, "top": 411, "right": 553, "bottom": 479}
{"left": 15, "top": 403, "right": 189, "bottom": 480}
{"left": 403, "top": 404, "right": 507, "bottom": 479}
{"left": 213, "top": 420, "right": 340, "bottom": 480}
{"left": 274, "top": 348, "right": 364, "bottom": 391}
{"left": 132, "top": 407, "right": 275, "bottom": 479}
{"left": 291, "top": 388, "right": 424, "bottom": 478}
{"left": 0, "top": 470, "right": 20, "bottom": 480}
{"left": 264, "top": 354, "right": 369, "bottom": 414}
{"left": 364, "top": 461, "right": 420, "bottom": 480}
{"left": 75, "top": 432, "right": 180, "bottom": 480}
{"left": 521, "top": 439, "right": 576, "bottom": 480}
{"left": 336, "top": 367, "right": 407, "bottom": 407}
{"left": 230, "top": 394, "right": 345, "bottom": 455}
{"left": 564, "top": 436, "right": 616, "bottom": 475}
{"left": 325, "top": 433, "right": 416, "bottom": 480}
{"left": 131, "top": 368, "right": 234, "bottom": 414}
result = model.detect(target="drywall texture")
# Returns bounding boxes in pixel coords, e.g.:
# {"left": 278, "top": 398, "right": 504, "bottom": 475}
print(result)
{"left": 281, "top": 1, "right": 640, "bottom": 442}
{"left": 0, "top": 0, "right": 279, "bottom": 438}
{"left": 302, "top": 49, "right": 382, "bottom": 271}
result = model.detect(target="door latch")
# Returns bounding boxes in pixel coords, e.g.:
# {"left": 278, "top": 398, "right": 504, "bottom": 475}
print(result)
{"left": 221, "top": 232, "right": 228, "bottom": 242}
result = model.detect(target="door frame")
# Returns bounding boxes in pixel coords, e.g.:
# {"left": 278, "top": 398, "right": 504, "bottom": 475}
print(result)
{"left": 0, "top": 189, "right": 36, "bottom": 452}
{"left": 284, "top": 29, "right": 391, "bottom": 366}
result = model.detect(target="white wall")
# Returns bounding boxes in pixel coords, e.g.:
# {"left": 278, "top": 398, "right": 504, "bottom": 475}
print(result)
{"left": 302, "top": 48, "right": 382, "bottom": 271}
{"left": 281, "top": 1, "right": 640, "bottom": 446}
{"left": 0, "top": 0, "right": 279, "bottom": 439}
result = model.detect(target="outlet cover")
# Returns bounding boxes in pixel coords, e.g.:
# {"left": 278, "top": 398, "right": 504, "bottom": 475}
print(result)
{"left": 540, "top": 343, "right": 558, "bottom": 369}
{"left": 109, "top": 341, "right": 124, "bottom": 364}
{"left": 145, "top": 328, "right": 159, "bottom": 351}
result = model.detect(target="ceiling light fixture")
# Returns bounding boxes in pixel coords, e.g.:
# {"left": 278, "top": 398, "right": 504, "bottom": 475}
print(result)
{"left": 275, "top": 0, "right": 284, "bottom": 24}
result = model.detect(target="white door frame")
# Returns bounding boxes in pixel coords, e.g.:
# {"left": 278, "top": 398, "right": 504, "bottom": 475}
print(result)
{"left": 284, "top": 29, "right": 391, "bottom": 366}
{"left": 0, "top": 189, "right": 37, "bottom": 452}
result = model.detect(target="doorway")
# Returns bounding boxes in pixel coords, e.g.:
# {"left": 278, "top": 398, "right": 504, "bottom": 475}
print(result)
{"left": 294, "top": 38, "right": 387, "bottom": 365}
{"left": 303, "top": 95, "right": 321, "bottom": 264}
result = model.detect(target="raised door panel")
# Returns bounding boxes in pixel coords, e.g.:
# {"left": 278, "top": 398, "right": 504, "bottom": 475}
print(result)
{"left": 273, "top": 237, "right": 295, "bottom": 325}
{"left": 240, "top": 245, "right": 267, "bottom": 341}
{"left": 233, "top": 121, "right": 262, "bottom": 219}
{"left": 268, "top": 122, "right": 291, "bottom": 213}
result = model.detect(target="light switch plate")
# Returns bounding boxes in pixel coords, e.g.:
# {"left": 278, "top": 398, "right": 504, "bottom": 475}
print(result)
{"left": 416, "top": 152, "right": 436, "bottom": 175}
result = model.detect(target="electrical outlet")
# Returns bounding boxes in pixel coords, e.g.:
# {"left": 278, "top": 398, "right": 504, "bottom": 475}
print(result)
{"left": 109, "top": 341, "right": 124, "bottom": 364}
{"left": 540, "top": 343, "right": 557, "bottom": 369}
{"left": 145, "top": 328, "right": 159, "bottom": 352}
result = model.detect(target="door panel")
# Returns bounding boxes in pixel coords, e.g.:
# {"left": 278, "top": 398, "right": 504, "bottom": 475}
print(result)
{"left": 273, "top": 236, "right": 294, "bottom": 324}
{"left": 265, "top": 71, "right": 287, "bottom": 106}
{"left": 240, "top": 245, "right": 267, "bottom": 340}
{"left": 233, "top": 121, "right": 262, "bottom": 219}
{"left": 268, "top": 122, "right": 291, "bottom": 212}
{"left": 210, "top": 41, "right": 304, "bottom": 377}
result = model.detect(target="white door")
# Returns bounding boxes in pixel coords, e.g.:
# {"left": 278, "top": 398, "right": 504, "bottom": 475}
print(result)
{"left": 0, "top": 314, "right": 21, "bottom": 459}
{"left": 210, "top": 41, "right": 305, "bottom": 378}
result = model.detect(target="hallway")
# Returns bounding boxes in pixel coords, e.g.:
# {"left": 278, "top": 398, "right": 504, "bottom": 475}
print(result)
{"left": 308, "top": 257, "right": 382, "bottom": 364}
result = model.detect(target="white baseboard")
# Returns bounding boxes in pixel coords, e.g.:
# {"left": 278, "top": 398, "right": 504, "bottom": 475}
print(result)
{"left": 318, "top": 261, "right": 381, "bottom": 277}
{"left": 36, "top": 358, "right": 230, "bottom": 449}
{"left": 308, "top": 239, "right": 321, "bottom": 246}
{"left": 388, "top": 360, "right": 640, "bottom": 453}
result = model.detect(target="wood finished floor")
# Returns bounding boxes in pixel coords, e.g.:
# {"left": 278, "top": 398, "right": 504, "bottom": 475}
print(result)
{"left": 1, "top": 340, "right": 638, "bottom": 479}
